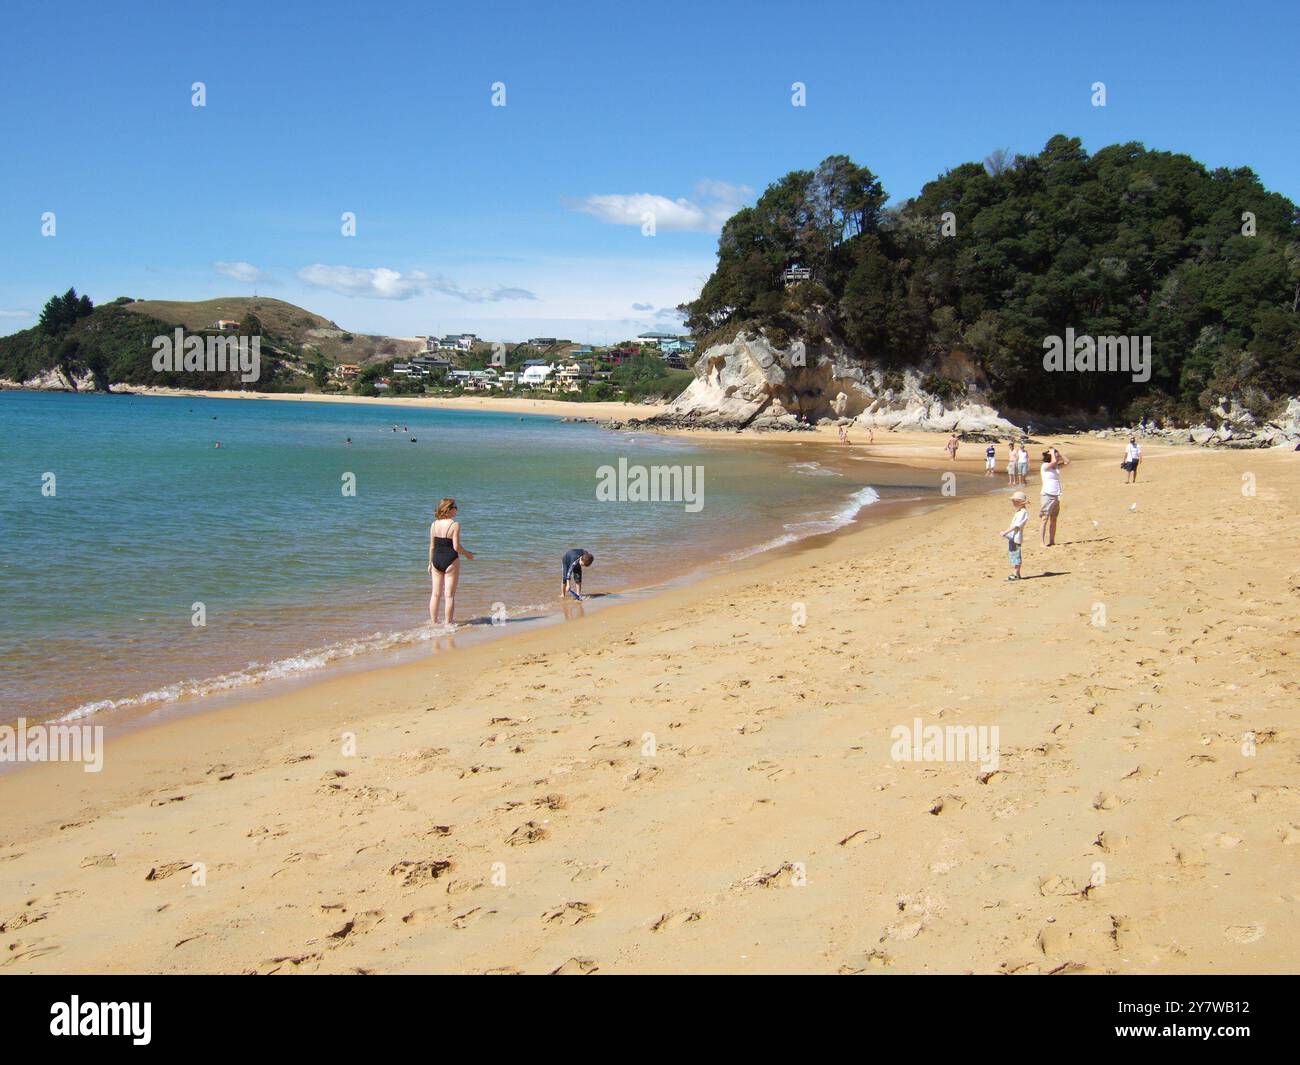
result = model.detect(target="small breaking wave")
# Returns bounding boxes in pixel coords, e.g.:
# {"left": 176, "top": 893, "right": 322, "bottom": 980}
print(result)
{"left": 727, "top": 485, "right": 881, "bottom": 560}
{"left": 788, "top": 461, "right": 842, "bottom": 476}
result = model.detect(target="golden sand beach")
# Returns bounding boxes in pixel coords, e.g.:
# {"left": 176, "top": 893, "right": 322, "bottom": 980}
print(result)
{"left": 1, "top": 432, "right": 1295, "bottom": 974}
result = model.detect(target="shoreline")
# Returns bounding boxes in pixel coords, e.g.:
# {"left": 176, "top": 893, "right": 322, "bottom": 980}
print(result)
{"left": 16, "top": 423, "right": 991, "bottom": 738}
{"left": 2, "top": 435, "right": 1295, "bottom": 973}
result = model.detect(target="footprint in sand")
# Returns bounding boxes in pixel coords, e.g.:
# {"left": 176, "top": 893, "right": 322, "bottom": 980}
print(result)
{"left": 1, "top": 940, "right": 60, "bottom": 966}
{"left": 651, "top": 910, "right": 701, "bottom": 932}
{"left": 838, "top": 829, "right": 881, "bottom": 847}
{"left": 328, "top": 910, "right": 385, "bottom": 941}
{"left": 389, "top": 859, "right": 453, "bottom": 886}
{"left": 401, "top": 907, "right": 443, "bottom": 926}
{"left": 145, "top": 861, "right": 195, "bottom": 881}
{"left": 257, "top": 952, "right": 323, "bottom": 973}
{"left": 565, "top": 861, "right": 609, "bottom": 883}
{"left": 1224, "top": 924, "right": 1265, "bottom": 944}
{"left": 549, "top": 957, "right": 599, "bottom": 975}
{"left": 506, "top": 822, "right": 549, "bottom": 846}
{"left": 542, "top": 902, "right": 598, "bottom": 927}
{"left": 79, "top": 853, "right": 117, "bottom": 868}
{"left": 736, "top": 863, "right": 803, "bottom": 890}
{"left": 451, "top": 907, "right": 496, "bottom": 930}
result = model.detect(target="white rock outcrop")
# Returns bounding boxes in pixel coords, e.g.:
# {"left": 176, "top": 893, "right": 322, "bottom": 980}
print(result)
{"left": 652, "top": 330, "right": 1021, "bottom": 434}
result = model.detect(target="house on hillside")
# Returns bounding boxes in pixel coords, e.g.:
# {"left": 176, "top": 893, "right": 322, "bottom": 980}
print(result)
{"left": 555, "top": 361, "right": 594, "bottom": 392}
{"left": 520, "top": 363, "right": 555, "bottom": 388}
{"left": 436, "top": 333, "right": 478, "bottom": 353}
{"left": 332, "top": 363, "right": 360, "bottom": 381}
{"left": 409, "top": 354, "right": 452, "bottom": 380}
{"left": 214, "top": 319, "right": 241, "bottom": 330}
{"left": 634, "top": 331, "right": 684, "bottom": 348}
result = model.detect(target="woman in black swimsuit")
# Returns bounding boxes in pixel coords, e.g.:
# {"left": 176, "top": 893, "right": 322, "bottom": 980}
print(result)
{"left": 428, "top": 497, "right": 474, "bottom": 626}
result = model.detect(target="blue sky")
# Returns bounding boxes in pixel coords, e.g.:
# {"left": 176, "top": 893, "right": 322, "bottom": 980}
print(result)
{"left": 1, "top": 0, "right": 1297, "bottom": 342}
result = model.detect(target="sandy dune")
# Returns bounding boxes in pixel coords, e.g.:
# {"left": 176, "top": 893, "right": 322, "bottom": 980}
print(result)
{"left": 1, "top": 435, "right": 1295, "bottom": 974}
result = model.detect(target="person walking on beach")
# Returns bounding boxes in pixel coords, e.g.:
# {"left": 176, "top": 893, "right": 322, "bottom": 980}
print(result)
{"left": 1039, "top": 447, "right": 1068, "bottom": 547}
{"left": 1017, "top": 441, "right": 1030, "bottom": 486}
{"left": 984, "top": 443, "right": 997, "bottom": 476}
{"left": 562, "top": 548, "right": 594, "bottom": 600}
{"left": 1006, "top": 441, "right": 1018, "bottom": 484}
{"left": 1000, "top": 491, "right": 1029, "bottom": 580}
{"left": 945, "top": 434, "right": 959, "bottom": 460}
{"left": 1123, "top": 437, "right": 1142, "bottom": 483}
{"left": 428, "top": 497, "right": 474, "bottom": 626}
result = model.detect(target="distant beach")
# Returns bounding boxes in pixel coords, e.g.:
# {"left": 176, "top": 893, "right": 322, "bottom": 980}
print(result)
{"left": 116, "top": 384, "right": 668, "bottom": 422}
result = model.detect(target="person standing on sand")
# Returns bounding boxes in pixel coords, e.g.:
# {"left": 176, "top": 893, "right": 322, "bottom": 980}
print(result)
{"left": 984, "top": 443, "right": 997, "bottom": 476}
{"left": 428, "top": 498, "right": 474, "bottom": 626}
{"left": 1000, "top": 491, "right": 1029, "bottom": 580}
{"left": 1006, "top": 441, "right": 1018, "bottom": 484}
{"left": 1039, "top": 447, "right": 1068, "bottom": 547}
{"left": 1017, "top": 441, "right": 1030, "bottom": 486}
{"left": 946, "top": 434, "right": 959, "bottom": 460}
{"left": 1123, "top": 437, "right": 1142, "bottom": 483}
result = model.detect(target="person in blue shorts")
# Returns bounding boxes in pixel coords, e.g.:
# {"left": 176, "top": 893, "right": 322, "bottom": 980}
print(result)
{"left": 562, "top": 549, "right": 594, "bottom": 600}
{"left": 999, "top": 492, "right": 1028, "bottom": 580}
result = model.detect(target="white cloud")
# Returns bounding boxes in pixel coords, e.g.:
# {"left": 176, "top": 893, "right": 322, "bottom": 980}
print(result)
{"left": 213, "top": 260, "right": 267, "bottom": 283}
{"left": 576, "top": 180, "right": 752, "bottom": 233}
{"left": 631, "top": 302, "right": 655, "bottom": 311}
{"left": 298, "top": 265, "right": 536, "bottom": 303}
{"left": 435, "top": 281, "right": 537, "bottom": 303}
{"left": 0, "top": 309, "right": 33, "bottom": 320}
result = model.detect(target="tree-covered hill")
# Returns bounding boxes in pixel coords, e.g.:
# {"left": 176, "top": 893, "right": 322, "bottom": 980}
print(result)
{"left": 684, "top": 136, "right": 1300, "bottom": 423}
{"left": 0, "top": 293, "right": 425, "bottom": 391}
{"left": 0, "top": 292, "right": 303, "bottom": 390}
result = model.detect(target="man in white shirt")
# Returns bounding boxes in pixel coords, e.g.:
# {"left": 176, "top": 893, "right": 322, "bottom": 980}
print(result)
{"left": 1124, "top": 438, "right": 1141, "bottom": 483}
{"left": 1039, "top": 446, "right": 1068, "bottom": 547}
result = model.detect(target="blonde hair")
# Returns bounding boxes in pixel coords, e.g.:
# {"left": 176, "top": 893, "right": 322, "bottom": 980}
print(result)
{"left": 434, "top": 498, "right": 458, "bottom": 520}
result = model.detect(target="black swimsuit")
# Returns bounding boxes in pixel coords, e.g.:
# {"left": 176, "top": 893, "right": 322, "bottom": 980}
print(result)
{"left": 431, "top": 528, "right": 459, "bottom": 573}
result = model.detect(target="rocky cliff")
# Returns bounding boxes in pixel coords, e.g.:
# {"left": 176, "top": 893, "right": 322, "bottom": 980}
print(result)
{"left": 0, "top": 367, "right": 99, "bottom": 391}
{"left": 645, "top": 330, "right": 1300, "bottom": 448}
{"left": 648, "top": 331, "right": 1021, "bottom": 434}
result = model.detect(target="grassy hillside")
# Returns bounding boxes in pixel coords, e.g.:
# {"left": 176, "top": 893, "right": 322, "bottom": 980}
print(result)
{"left": 122, "top": 297, "right": 425, "bottom": 364}
{"left": 0, "top": 301, "right": 304, "bottom": 390}
{"left": 0, "top": 292, "right": 433, "bottom": 392}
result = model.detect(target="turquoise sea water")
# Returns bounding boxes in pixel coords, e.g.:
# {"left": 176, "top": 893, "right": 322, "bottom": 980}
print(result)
{"left": 0, "top": 392, "right": 930, "bottom": 723}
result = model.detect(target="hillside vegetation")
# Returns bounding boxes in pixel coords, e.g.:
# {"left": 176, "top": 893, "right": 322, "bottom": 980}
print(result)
{"left": 684, "top": 135, "right": 1300, "bottom": 423}
{"left": 0, "top": 294, "right": 423, "bottom": 391}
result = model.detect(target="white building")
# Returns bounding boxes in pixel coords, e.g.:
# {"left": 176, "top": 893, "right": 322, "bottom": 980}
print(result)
{"left": 520, "top": 364, "right": 554, "bottom": 387}
{"left": 634, "top": 331, "right": 683, "bottom": 348}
